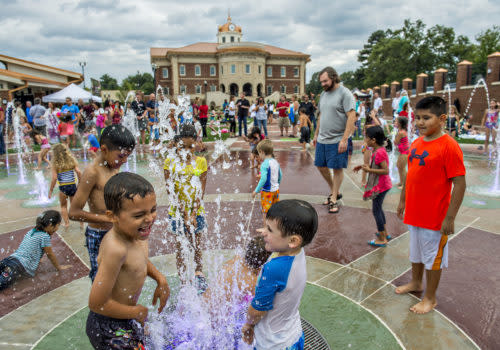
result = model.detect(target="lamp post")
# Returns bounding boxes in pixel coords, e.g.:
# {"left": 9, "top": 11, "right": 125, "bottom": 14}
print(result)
{"left": 204, "top": 80, "right": 208, "bottom": 103}
{"left": 151, "top": 63, "right": 158, "bottom": 95}
{"left": 79, "top": 61, "right": 87, "bottom": 89}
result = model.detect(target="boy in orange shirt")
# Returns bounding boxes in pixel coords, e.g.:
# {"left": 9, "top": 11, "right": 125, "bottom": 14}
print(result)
{"left": 396, "top": 96, "right": 466, "bottom": 314}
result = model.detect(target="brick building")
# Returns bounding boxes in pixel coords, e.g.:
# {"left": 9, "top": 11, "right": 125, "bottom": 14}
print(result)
{"left": 150, "top": 14, "right": 310, "bottom": 103}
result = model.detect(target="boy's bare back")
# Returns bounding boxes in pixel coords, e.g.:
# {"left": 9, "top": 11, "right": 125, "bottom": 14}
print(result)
{"left": 299, "top": 114, "right": 311, "bottom": 128}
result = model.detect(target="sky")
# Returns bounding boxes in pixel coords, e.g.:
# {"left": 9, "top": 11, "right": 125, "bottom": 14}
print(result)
{"left": 1, "top": 0, "right": 499, "bottom": 86}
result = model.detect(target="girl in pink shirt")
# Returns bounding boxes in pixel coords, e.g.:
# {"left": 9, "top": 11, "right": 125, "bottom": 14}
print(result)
{"left": 394, "top": 116, "right": 409, "bottom": 188}
{"left": 354, "top": 126, "right": 392, "bottom": 247}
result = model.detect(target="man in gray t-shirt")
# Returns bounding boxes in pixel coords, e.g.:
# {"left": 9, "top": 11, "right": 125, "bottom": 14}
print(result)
{"left": 313, "top": 67, "right": 356, "bottom": 214}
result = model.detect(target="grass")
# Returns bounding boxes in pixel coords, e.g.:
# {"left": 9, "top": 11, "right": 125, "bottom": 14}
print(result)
{"left": 455, "top": 137, "right": 484, "bottom": 144}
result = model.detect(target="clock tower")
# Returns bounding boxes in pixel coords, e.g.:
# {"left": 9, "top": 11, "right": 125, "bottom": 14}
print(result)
{"left": 217, "top": 11, "right": 242, "bottom": 44}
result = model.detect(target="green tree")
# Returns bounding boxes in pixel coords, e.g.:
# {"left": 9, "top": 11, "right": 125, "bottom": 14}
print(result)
{"left": 472, "top": 26, "right": 500, "bottom": 79}
{"left": 121, "top": 71, "right": 154, "bottom": 94}
{"left": 306, "top": 71, "right": 322, "bottom": 95}
{"left": 99, "top": 74, "right": 119, "bottom": 90}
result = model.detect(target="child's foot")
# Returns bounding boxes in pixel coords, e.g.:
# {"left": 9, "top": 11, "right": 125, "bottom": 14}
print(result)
{"left": 368, "top": 239, "right": 387, "bottom": 247}
{"left": 375, "top": 232, "right": 392, "bottom": 240}
{"left": 395, "top": 281, "right": 423, "bottom": 295}
{"left": 64, "top": 222, "right": 70, "bottom": 228}
{"left": 410, "top": 297, "right": 437, "bottom": 314}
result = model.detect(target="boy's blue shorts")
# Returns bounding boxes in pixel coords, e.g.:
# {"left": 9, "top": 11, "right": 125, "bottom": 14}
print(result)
{"left": 254, "top": 332, "right": 304, "bottom": 350}
{"left": 169, "top": 215, "right": 206, "bottom": 235}
{"left": 314, "top": 141, "right": 348, "bottom": 169}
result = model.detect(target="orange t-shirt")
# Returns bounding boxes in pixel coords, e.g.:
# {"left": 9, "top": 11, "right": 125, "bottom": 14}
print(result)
{"left": 404, "top": 134, "right": 465, "bottom": 231}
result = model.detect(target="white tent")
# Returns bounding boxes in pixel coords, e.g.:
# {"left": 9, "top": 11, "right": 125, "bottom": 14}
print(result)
{"left": 42, "top": 83, "right": 102, "bottom": 103}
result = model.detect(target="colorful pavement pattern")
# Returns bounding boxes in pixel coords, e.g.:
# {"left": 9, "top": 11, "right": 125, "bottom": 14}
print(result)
{"left": 0, "top": 120, "right": 499, "bottom": 349}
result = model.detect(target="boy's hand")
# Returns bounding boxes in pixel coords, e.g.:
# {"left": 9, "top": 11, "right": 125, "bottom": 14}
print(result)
{"left": 397, "top": 201, "right": 405, "bottom": 220}
{"left": 251, "top": 191, "right": 257, "bottom": 199}
{"left": 353, "top": 165, "right": 362, "bottom": 173}
{"left": 241, "top": 323, "right": 255, "bottom": 345}
{"left": 152, "top": 276, "right": 170, "bottom": 313}
{"left": 441, "top": 216, "right": 455, "bottom": 236}
{"left": 134, "top": 305, "right": 149, "bottom": 325}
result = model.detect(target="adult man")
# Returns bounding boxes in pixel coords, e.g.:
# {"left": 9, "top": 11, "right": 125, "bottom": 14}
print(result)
{"left": 25, "top": 101, "right": 32, "bottom": 127}
{"left": 392, "top": 91, "right": 401, "bottom": 119}
{"left": 30, "top": 98, "right": 47, "bottom": 135}
{"left": 373, "top": 92, "right": 383, "bottom": 117}
{"left": 131, "top": 91, "right": 148, "bottom": 146}
{"left": 236, "top": 92, "right": 250, "bottom": 137}
{"left": 313, "top": 67, "right": 356, "bottom": 214}
{"left": 299, "top": 94, "right": 316, "bottom": 131}
{"left": 277, "top": 95, "right": 290, "bottom": 137}
{"left": 61, "top": 97, "right": 80, "bottom": 149}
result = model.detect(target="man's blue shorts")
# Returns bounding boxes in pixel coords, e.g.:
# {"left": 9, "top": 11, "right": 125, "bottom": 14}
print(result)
{"left": 314, "top": 141, "right": 348, "bottom": 169}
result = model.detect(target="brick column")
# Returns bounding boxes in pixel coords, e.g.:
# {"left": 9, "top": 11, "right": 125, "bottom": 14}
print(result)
{"left": 402, "top": 78, "right": 412, "bottom": 93}
{"left": 456, "top": 60, "right": 473, "bottom": 88}
{"left": 390, "top": 81, "right": 400, "bottom": 98}
{"left": 373, "top": 86, "right": 380, "bottom": 95}
{"left": 433, "top": 68, "right": 447, "bottom": 92}
{"left": 486, "top": 52, "right": 500, "bottom": 84}
{"left": 416, "top": 73, "right": 428, "bottom": 94}
{"left": 381, "top": 84, "right": 389, "bottom": 98}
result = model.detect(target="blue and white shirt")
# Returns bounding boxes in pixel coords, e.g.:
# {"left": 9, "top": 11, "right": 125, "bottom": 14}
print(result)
{"left": 251, "top": 249, "right": 306, "bottom": 350}
{"left": 11, "top": 229, "right": 52, "bottom": 276}
{"left": 255, "top": 158, "right": 282, "bottom": 193}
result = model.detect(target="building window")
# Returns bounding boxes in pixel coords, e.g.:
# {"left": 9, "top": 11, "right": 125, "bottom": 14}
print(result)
{"left": 210, "top": 85, "right": 216, "bottom": 92}
{"left": 294, "top": 85, "right": 299, "bottom": 94}
{"left": 281, "top": 85, "right": 286, "bottom": 94}
{"left": 195, "top": 65, "right": 201, "bottom": 76}
{"left": 164, "top": 87, "right": 170, "bottom": 95}
{"left": 222, "top": 37, "right": 226, "bottom": 43}
{"left": 267, "top": 85, "right": 272, "bottom": 95}
{"left": 294, "top": 67, "right": 299, "bottom": 77}
{"left": 231, "top": 36, "right": 234, "bottom": 42}
{"left": 221, "top": 65, "right": 224, "bottom": 74}
{"left": 245, "top": 64, "right": 251, "bottom": 74}
{"left": 267, "top": 66, "right": 272, "bottom": 77}
{"left": 195, "top": 85, "right": 202, "bottom": 94}
{"left": 281, "top": 67, "right": 286, "bottom": 77}
{"left": 231, "top": 64, "right": 236, "bottom": 74}
{"left": 179, "top": 65, "right": 186, "bottom": 76}
{"left": 162, "top": 68, "right": 168, "bottom": 78}
{"left": 258, "top": 65, "right": 262, "bottom": 74}
{"left": 180, "top": 85, "right": 186, "bottom": 94}
{"left": 210, "top": 65, "right": 216, "bottom": 76}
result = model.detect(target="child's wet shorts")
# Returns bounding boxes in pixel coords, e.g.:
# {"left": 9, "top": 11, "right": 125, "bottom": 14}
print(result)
{"left": 59, "top": 184, "right": 77, "bottom": 197}
{"left": 299, "top": 126, "right": 310, "bottom": 144}
{"left": 260, "top": 190, "right": 279, "bottom": 213}
{"left": 86, "top": 311, "right": 145, "bottom": 350}
{"left": 169, "top": 215, "right": 206, "bottom": 235}
{"left": 89, "top": 146, "right": 99, "bottom": 153}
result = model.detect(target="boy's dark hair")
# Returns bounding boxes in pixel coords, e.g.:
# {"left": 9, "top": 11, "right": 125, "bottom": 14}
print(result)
{"left": 366, "top": 125, "right": 392, "bottom": 152}
{"left": 173, "top": 123, "right": 197, "bottom": 143}
{"left": 266, "top": 199, "right": 318, "bottom": 247}
{"left": 415, "top": 96, "right": 446, "bottom": 117}
{"left": 99, "top": 125, "right": 136, "bottom": 151}
{"left": 245, "top": 236, "right": 271, "bottom": 269}
{"left": 248, "top": 126, "right": 261, "bottom": 138}
{"left": 256, "top": 139, "right": 273, "bottom": 155}
{"left": 35, "top": 210, "right": 62, "bottom": 231}
{"left": 298, "top": 106, "right": 308, "bottom": 115}
{"left": 104, "top": 172, "right": 154, "bottom": 214}
{"left": 396, "top": 116, "right": 408, "bottom": 131}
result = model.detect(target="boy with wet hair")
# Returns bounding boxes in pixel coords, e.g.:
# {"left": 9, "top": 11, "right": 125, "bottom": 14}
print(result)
{"left": 396, "top": 96, "right": 466, "bottom": 314}
{"left": 243, "top": 199, "right": 318, "bottom": 349}
{"left": 86, "top": 172, "right": 169, "bottom": 350}
{"left": 69, "top": 125, "right": 136, "bottom": 281}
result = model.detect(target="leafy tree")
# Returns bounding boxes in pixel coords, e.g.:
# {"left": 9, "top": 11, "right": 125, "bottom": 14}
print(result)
{"left": 121, "top": 71, "right": 154, "bottom": 94}
{"left": 306, "top": 71, "right": 322, "bottom": 95}
{"left": 99, "top": 74, "right": 119, "bottom": 90}
{"left": 472, "top": 26, "right": 500, "bottom": 79}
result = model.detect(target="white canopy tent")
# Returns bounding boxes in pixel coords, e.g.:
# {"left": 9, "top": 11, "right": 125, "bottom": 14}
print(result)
{"left": 42, "top": 83, "right": 102, "bottom": 103}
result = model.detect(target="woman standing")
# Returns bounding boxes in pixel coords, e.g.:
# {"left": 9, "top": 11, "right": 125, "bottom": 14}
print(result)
{"left": 255, "top": 97, "right": 268, "bottom": 138}
{"left": 198, "top": 99, "right": 209, "bottom": 138}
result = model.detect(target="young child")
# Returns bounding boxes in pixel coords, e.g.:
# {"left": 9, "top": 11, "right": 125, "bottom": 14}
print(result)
{"left": 57, "top": 114, "right": 71, "bottom": 147}
{"left": 242, "top": 199, "right": 318, "bottom": 349}
{"left": 252, "top": 140, "right": 282, "bottom": 226}
{"left": 193, "top": 115, "right": 204, "bottom": 151}
{"left": 32, "top": 130, "right": 51, "bottom": 170}
{"left": 49, "top": 144, "right": 82, "bottom": 227}
{"left": 69, "top": 125, "right": 136, "bottom": 281}
{"left": 394, "top": 116, "right": 409, "bottom": 188}
{"left": 20, "top": 115, "right": 33, "bottom": 148}
{"left": 353, "top": 126, "right": 392, "bottom": 247}
{"left": 361, "top": 110, "right": 381, "bottom": 187}
{"left": 396, "top": 96, "right": 466, "bottom": 314}
{"left": 245, "top": 126, "right": 264, "bottom": 169}
{"left": 86, "top": 172, "right": 169, "bottom": 349}
{"left": 481, "top": 98, "right": 498, "bottom": 154}
{"left": 298, "top": 106, "right": 312, "bottom": 151}
{"left": 163, "top": 124, "right": 208, "bottom": 292}
{"left": 85, "top": 128, "right": 100, "bottom": 159}
{"left": 0, "top": 210, "right": 71, "bottom": 290}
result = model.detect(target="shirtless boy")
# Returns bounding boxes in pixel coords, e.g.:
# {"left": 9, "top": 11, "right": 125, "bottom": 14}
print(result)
{"left": 86, "top": 172, "right": 169, "bottom": 349}
{"left": 69, "top": 125, "right": 136, "bottom": 281}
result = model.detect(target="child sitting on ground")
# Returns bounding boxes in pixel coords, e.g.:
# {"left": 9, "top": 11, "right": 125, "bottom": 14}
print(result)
{"left": 353, "top": 126, "right": 393, "bottom": 247}
{"left": 245, "top": 126, "right": 264, "bottom": 169}
{"left": 242, "top": 199, "right": 318, "bottom": 349}
{"left": 164, "top": 124, "right": 208, "bottom": 293}
{"left": 69, "top": 125, "right": 136, "bottom": 281}
{"left": 396, "top": 96, "right": 466, "bottom": 314}
{"left": 49, "top": 144, "right": 82, "bottom": 227}
{"left": 298, "top": 106, "right": 312, "bottom": 151}
{"left": 394, "top": 116, "right": 409, "bottom": 188}
{"left": 31, "top": 130, "right": 51, "bottom": 170}
{"left": 252, "top": 139, "right": 282, "bottom": 227}
{"left": 0, "top": 210, "right": 71, "bottom": 290}
{"left": 86, "top": 172, "right": 169, "bottom": 349}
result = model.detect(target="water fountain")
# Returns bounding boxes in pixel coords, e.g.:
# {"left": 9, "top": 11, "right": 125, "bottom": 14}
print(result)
{"left": 11, "top": 102, "right": 28, "bottom": 184}
{"left": 24, "top": 170, "right": 57, "bottom": 207}
{"left": 122, "top": 91, "right": 140, "bottom": 172}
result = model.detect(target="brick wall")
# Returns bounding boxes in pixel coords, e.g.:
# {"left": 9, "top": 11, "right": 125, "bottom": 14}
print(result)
{"left": 265, "top": 64, "right": 300, "bottom": 95}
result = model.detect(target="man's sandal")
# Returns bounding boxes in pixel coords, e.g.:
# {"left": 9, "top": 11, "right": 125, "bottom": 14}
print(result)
{"left": 328, "top": 201, "right": 339, "bottom": 214}
{"left": 323, "top": 193, "right": 343, "bottom": 206}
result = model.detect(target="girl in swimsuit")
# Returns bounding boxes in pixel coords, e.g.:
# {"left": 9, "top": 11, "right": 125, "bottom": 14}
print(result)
{"left": 481, "top": 99, "right": 498, "bottom": 154}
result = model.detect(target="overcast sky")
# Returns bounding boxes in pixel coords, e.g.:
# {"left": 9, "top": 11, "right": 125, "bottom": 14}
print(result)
{"left": 1, "top": 0, "right": 499, "bottom": 86}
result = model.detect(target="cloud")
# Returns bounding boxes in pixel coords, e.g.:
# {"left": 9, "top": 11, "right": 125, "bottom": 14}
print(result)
{"left": 1, "top": 0, "right": 499, "bottom": 86}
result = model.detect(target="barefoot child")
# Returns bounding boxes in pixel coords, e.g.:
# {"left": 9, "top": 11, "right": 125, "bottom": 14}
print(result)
{"left": 298, "top": 106, "right": 312, "bottom": 151}
{"left": 164, "top": 124, "right": 208, "bottom": 293}
{"left": 244, "top": 126, "right": 264, "bottom": 169}
{"left": 32, "top": 130, "right": 51, "bottom": 170}
{"left": 481, "top": 98, "right": 498, "bottom": 154}
{"left": 252, "top": 140, "right": 282, "bottom": 226}
{"left": 396, "top": 96, "right": 466, "bottom": 314}
{"left": 353, "top": 126, "right": 392, "bottom": 247}
{"left": 0, "top": 210, "right": 71, "bottom": 290}
{"left": 86, "top": 172, "right": 169, "bottom": 349}
{"left": 69, "top": 125, "right": 136, "bottom": 281}
{"left": 49, "top": 144, "right": 82, "bottom": 227}
{"left": 242, "top": 200, "right": 318, "bottom": 349}
{"left": 394, "top": 116, "right": 409, "bottom": 188}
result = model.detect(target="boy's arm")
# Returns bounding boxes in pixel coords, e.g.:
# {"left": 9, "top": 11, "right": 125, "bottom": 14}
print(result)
{"left": 254, "top": 162, "right": 268, "bottom": 193}
{"left": 147, "top": 260, "right": 170, "bottom": 313}
{"left": 441, "top": 175, "right": 466, "bottom": 236}
{"left": 69, "top": 167, "right": 111, "bottom": 224}
{"left": 397, "top": 179, "right": 406, "bottom": 220}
